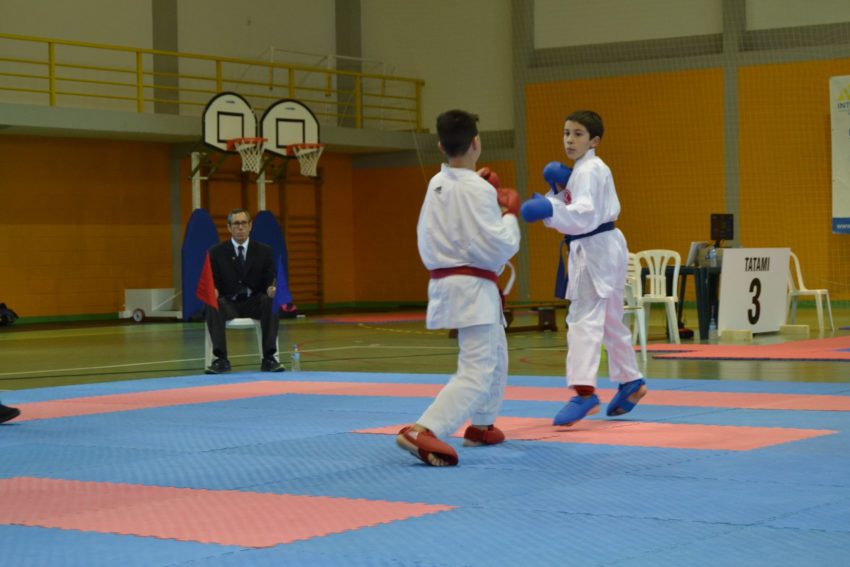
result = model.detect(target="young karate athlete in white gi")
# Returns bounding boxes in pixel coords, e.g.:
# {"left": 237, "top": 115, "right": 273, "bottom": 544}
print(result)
{"left": 522, "top": 110, "right": 646, "bottom": 426}
{"left": 396, "top": 109, "right": 520, "bottom": 466}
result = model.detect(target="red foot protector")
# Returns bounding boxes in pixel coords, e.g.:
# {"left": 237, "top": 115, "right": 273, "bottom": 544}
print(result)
{"left": 397, "top": 426, "right": 458, "bottom": 466}
{"left": 463, "top": 425, "right": 505, "bottom": 445}
{"left": 0, "top": 477, "right": 454, "bottom": 547}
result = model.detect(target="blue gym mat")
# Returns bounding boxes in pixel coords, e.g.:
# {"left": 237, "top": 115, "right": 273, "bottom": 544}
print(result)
{"left": 1, "top": 371, "right": 849, "bottom": 566}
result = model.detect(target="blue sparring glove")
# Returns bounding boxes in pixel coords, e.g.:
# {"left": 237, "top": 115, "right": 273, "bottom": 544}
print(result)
{"left": 520, "top": 193, "right": 554, "bottom": 222}
{"left": 543, "top": 161, "right": 572, "bottom": 193}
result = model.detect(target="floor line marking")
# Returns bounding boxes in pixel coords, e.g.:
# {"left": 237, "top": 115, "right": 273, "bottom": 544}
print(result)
{"left": 0, "top": 346, "right": 458, "bottom": 377}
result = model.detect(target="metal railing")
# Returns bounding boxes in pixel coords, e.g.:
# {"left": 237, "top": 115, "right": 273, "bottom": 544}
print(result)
{"left": 0, "top": 32, "right": 424, "bottom": 131}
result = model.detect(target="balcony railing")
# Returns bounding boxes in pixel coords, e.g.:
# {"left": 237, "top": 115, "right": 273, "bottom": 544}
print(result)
{"left": 0, "top": 32, "right": 424, "bottom": 132}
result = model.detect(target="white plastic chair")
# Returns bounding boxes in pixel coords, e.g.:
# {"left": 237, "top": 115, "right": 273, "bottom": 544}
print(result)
{"left": 787, "top": 251, "right": 834, "bottom": 332}
{"left": 636, "top": 249, "right": 681, "bottom": 344}
{"left": 623, "top": 252, "right": 647, "bottom": 361}
{"left": 204, "top": 318, "right": 279, "bottom": 367}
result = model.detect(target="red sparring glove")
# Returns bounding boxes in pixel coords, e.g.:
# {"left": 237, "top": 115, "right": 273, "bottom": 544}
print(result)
{"left": 478, "top": 167, "right": 501, "bottom": 189}
{"left": 497, "top": 188, "right": 520, "bottom": 217}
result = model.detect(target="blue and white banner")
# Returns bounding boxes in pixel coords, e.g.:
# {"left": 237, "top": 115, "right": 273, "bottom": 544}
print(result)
{"left": 831, "top": 75, "right": 850, "bottom": 234}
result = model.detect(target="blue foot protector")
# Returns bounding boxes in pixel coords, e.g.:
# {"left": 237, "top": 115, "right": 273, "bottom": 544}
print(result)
{"left": 553, "top": 394, "right": 600, "bottom": 426}
{"left": 606, "top": 378, "right": 647, "bottom": 416}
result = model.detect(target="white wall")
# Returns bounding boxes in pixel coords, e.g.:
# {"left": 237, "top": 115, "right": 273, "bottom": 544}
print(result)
{"left": 361, "top": 0, "right": 515, "bottom": 132}
{"left": 747, "top": 0, "right": 850, "bottom": 30}
{"left": 174, "top": 0, "right": 337, "bottom": 117}
{"left": 0, "top": 0, "right": 152, "bottom": 46}
{"left": 176, "top": 0, "right": 335, "bottom": 62}
{"left": 0, "top": 0, "right": 153, "bottom": 109}
{"left": 534, "top": 0, "right": 722, "bottom": 48}
{"left": 4, "top": 1, "right": 850, "bottom": 132}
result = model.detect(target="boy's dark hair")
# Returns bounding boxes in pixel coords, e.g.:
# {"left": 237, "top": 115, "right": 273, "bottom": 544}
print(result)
{"left": 566, "top": 110, "right": 604, "bottom": 140}
{"left": 436, "top": 110, "right": 479, "bottom": 157}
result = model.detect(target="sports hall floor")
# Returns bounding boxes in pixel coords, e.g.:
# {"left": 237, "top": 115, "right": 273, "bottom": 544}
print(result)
{"left": 1, "top": 306, "right": 849, "bottom": 566}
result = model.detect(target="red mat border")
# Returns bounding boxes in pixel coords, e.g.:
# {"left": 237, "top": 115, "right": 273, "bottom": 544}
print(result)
{"left": 14, "top": 380, "right": 850, "bottom": 422}
{"left": 647, "top": 335, "right": 850, "bottom": 361}
{"left": 356, "top": 417, "right": 836, "bottom": 451}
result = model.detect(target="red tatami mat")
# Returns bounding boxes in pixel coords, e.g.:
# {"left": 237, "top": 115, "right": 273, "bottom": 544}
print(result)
{"left": 649, "top": 335, "right": 850, "bottom": 361}
{"left": 16, "top": 380, "right": 850, "bottom": 422}
{"left": 356, "top": 417, "right": 836, "bottom": 451}
{"left": 14, "top": 381, "right": 440, "bottom": 421}
{"left": 0, "top": 477, "right": 453, "bottom": 547}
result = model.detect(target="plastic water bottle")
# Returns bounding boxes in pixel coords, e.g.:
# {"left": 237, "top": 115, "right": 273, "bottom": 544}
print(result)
{"left": 708, "top": 305, "right": 718, "bottom": 340}
{"left": 707, "top": 246, "right": 718, "bottom": 268}
{"left": 290, "top": 344, "right": 301, "bottom": 372}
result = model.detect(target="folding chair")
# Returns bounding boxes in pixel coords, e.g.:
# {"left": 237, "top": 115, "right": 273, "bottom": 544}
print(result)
{"left": 203, "top": 318, "right": 279, "bottom": 367}
{"left": 787, "top": 250, "right": 834, "bottom": 332}
{"left": 636, "top": 249, "right": 681, "bottom": 344}
{"left": 624, "top": 252, "right": 648, "bottom": 361}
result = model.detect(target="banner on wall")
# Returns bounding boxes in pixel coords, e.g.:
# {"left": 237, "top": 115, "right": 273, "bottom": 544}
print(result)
{"left": 831, "top": 75, "right": 850, "bottom": 234}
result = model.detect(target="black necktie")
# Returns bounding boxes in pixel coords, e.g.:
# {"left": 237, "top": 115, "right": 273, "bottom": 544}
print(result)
{"left": 237, "top": 245, "right": 245, "bottom": 270}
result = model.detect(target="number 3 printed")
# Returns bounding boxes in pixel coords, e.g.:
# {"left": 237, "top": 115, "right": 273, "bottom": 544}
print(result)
{"left": 748, "top": 278, "right": 761, "bottom": 324}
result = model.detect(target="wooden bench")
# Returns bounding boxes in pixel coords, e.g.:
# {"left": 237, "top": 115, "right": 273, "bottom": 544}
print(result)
{"left": 504, "top": 302, "right": 567, "bottom": 333}
{"left": 449, "top": 302, "right": 567, "bottom": 337}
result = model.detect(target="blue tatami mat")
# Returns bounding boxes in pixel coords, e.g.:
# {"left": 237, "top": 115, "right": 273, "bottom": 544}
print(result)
{"left": 1, "top": 371, "right": 849, "bottom": 566}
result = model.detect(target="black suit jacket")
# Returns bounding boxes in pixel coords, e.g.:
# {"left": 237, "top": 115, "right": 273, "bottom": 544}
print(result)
{"left": 208, "top": 240, "right": 276, "bottom": 298}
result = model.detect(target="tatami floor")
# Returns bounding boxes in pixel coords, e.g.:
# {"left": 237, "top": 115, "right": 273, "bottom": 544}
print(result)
{"left": 1, "top": 305, "right": 849, "bottom": 566}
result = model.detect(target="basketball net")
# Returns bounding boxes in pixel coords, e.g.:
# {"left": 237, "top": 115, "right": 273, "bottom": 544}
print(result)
{"left": 227, "top": 137, "right": 267, "bottom": 174}
{"left": 288, "top": 143, "right": 325, "bottom": 177}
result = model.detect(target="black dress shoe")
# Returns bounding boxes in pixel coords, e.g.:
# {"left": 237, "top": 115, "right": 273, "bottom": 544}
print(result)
{"left": 260, "top": 358, "right": 285, "bottom": 372}
{"left": 205, "top": 358, "right": 231, "bottom": 374}
{"left": 0, "top": 403, "right": 21, "bottom": 424}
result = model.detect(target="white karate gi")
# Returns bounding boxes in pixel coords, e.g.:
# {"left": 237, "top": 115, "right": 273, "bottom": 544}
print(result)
{"left": 542, "top": 149, "right": 643, "bottom": 388}
{"left": 416, "top": 164, "right": 520, "bottom": 437}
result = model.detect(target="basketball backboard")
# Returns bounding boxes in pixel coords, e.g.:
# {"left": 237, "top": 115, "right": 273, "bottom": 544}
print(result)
{"left": 260, "top": 99, "right": 320, "bottom": 157}
{"left": 202, "top": 92, "right": 257, "bottom": 153}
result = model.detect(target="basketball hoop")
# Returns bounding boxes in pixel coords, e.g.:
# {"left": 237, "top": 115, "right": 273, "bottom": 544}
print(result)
{"left": 227, "top": 137, "right": 267, "bottom": 173}
{"left": 287, "top": 143, "right": 325, "bottom": 177}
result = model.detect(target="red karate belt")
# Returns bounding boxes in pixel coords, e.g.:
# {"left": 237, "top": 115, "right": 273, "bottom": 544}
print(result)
{"left": 429, "top": 266, "right": 504, "bottom": 309}
{"left": 429, "top": 266, "right": 499, "bottom": 284}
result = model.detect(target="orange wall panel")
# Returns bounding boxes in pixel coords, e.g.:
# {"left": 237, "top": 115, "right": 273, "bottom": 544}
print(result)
{"left": 0, "top": 136, "right": 173, "bottom": 317}
{"left": 316, "top": 152, "right": 357, "bottom": 304}
{"left": 352, "top": 164, "right": 436, "bottom": 303}
{"left": 738, "top": 58, "right": 850, "bottom": 297}
{"left": 351, "top": 159, "right": 517, "bottom": 305}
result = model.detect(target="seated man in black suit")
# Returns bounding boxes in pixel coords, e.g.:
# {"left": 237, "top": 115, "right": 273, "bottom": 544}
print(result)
{"left": 205, "top": 208, "right": 284, "bottom": 374}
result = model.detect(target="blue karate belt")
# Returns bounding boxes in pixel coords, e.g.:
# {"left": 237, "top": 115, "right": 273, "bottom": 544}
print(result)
{"left": 554, "top": 222, "right": 616, "bottom": 298}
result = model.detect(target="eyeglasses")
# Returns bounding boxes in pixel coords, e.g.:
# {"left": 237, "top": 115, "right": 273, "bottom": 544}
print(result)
{"left": 229, "top": 221, "right": 250, "bottom": 226}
